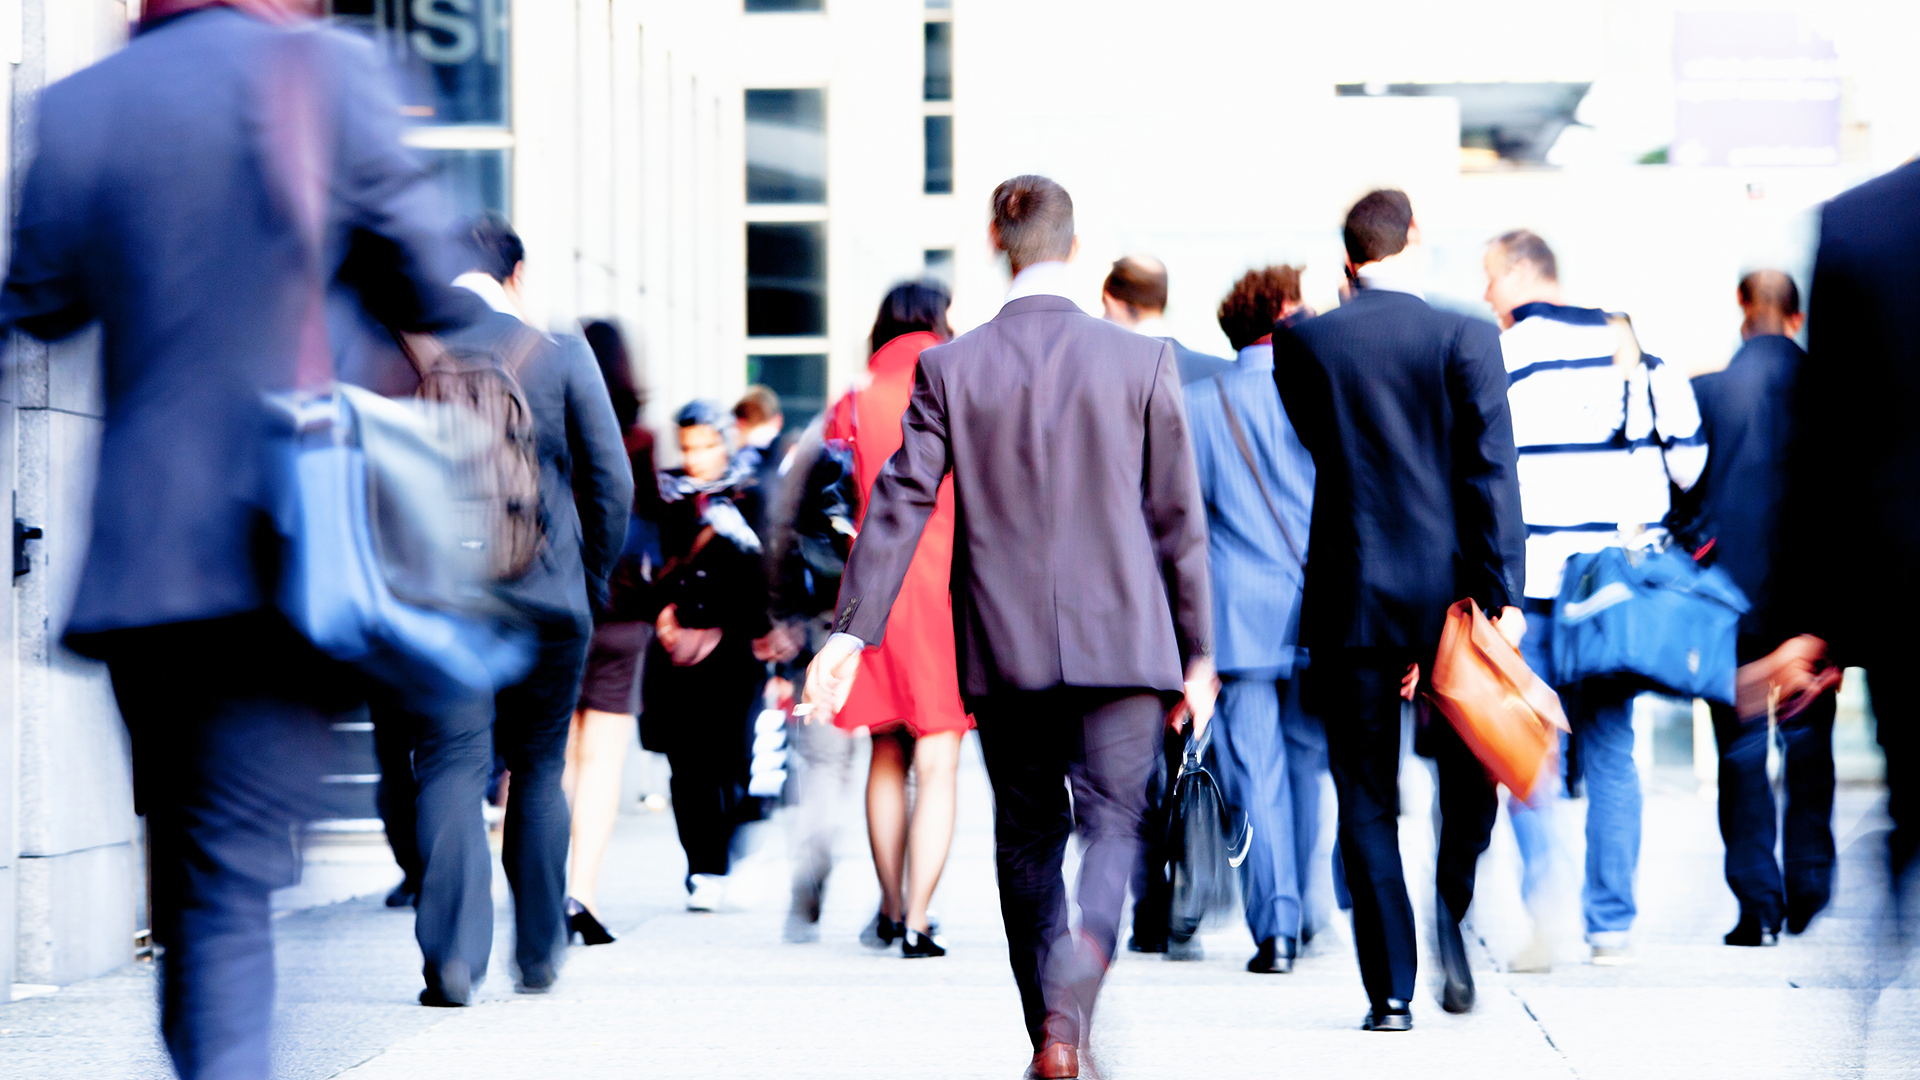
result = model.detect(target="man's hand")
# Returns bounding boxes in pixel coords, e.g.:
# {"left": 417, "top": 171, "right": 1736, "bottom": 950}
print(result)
{"left": 752, "top": 622, "right": 803, "bottom": 663}
{"left": 657, "top": 604, "right": 722, "bottom": 667}
{"left": 1494, "top": 605, "right": 1527, "bottom": 651}
{"left": 1400, "top": 663, "right": 1420, "bottom": 702}
{"left": 1736, "top": 634, "right": 1834, "bottom": 722}
{"left": 800, "top": 633, "right": 864, "bottom": 724}
{"left": 1169, "top": 657, "right": 1218, "bottom": 735}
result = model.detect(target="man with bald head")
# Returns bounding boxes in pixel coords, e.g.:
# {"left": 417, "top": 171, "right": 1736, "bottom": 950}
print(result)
{"left": 1679, "top": 270, "right": 1833, "bottom": 946}
{"left": 1103, "top": 254, "right": 1232, "bottom": 383}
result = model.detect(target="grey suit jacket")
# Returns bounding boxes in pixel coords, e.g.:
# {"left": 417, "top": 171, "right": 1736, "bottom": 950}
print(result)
{"left": 834, "top": 295, "right": 1211, "bottom": 699}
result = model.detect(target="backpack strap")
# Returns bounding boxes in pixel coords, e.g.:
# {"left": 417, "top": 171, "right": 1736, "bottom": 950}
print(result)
{"left": 501, "top": 323, "right": 544, "bottom": 378}
{"left": 1212, "top": 374, "right": 1305, "bottom": 566}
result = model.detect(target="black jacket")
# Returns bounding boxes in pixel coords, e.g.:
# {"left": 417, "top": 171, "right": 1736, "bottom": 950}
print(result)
{"left": 1273, "top": 289, "right": 1525, "bottom": 655}
{"left": 1679, "top": 334, "right": 1803, "bottom": 658}
{"left": 1778, "top": 160, "right": 1920, "bottom": 665}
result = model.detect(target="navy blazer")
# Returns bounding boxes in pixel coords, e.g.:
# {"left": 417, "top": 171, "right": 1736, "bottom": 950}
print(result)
{"left": 0, "top": 9, "right": 476, "bottom": 649}
{"left": 1778, "top": 160, "right": 1920, "bottom": 665}
{"left": 1681, "top": 334, "right": 1803, "bottom": 657}
{"left": 1273, "top": 289, "right": 1525, "bottom": 655}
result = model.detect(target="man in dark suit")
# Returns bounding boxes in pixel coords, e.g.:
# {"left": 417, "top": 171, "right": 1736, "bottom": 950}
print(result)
{"left": 371, "top": 214, "right": 631, "bottom": 1006}
{"left": 1678, "top": 271, "right": 1835, "bottom": 947}
{"left": 805, "top": 175, "right": 1213, "bottom": 1080}
{"left": 0, "top": 4, "right": 480, "bottom": 1076}
{"left": 1767, "top": 161, "right": 1920, "bottom": 909}
{"left": 1272, "top": 189, "right": 1527, "bottom": 1032}
{"left": 1101, "top": 254, "right": 1234, "bottom": 383}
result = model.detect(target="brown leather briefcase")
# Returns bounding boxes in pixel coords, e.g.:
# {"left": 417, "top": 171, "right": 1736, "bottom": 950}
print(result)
{"left": 1426, "top": 599, "right": 1570, "bottom": 802}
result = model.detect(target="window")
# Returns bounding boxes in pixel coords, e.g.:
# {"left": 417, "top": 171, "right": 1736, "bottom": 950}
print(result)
{"left": 747, "top": 223, "right": 827, "bottom": 337}
{"left": 747, "top": 354, "right": 829, "bottom": 431}
{"left": 923, "top": 22, "right": 952, "bottom": 102}
{"left": 330, "top": 0, "right": 509, "bottom": 125}
{"left": 923, "top": 248, "right": 955, "bottom": 288}
{"left": 745, "top": 0, "right": 822, "bottom": 10}
{"left": 419, "top": 148, "right": 511, "bottom": 219}
{"left": 746, "top": 88, "right": 827, "bottom": 204}
{"left": 924, "top": 115, "right": 953, "bottom": 195}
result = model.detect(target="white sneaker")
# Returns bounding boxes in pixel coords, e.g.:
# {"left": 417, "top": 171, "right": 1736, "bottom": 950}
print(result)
{"left": 1509, "top": 927, "right": 1553, "bottom": 973}
{"left": 1589, "top": 943, "right": 1634, "bottom": 966}
{"left": 686, "top": 874, "right": 726, "bottom": 912}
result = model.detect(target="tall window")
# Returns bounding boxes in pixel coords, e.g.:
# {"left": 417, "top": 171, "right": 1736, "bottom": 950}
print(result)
{"left": 923, "top": 9, "right": 953, "bottom": 196}
{"left": 746, "top": 223, "right": 827, "bottom": 337}
{"left": 748, "top": 354, "right": 829, "bottom": 431}
{"left": 745, "top": 0, "right": 822, "bottom": 9}
{"left": 746, "top": 89, "right": 827, "bottom": 204}
{"left": 329, "top": 0, "right": 512, "bottom": 219}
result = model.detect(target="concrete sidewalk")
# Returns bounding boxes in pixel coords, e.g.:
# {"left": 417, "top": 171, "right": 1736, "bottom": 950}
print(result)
{"left": 3, "top": 733, "right": 1916, "bottom": 1079}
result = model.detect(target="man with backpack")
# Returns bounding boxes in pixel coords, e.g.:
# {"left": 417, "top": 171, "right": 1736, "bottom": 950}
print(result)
{"left": 375, "top": 213, "right": 631, "bottom": 1006}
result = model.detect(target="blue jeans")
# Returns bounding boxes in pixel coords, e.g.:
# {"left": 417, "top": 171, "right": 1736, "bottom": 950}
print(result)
{"left": 1212, "top": 671, "right": 1328, "bottom": 944}
{"left": 1513, "top": 607, "right": 1640, "bottom": 942}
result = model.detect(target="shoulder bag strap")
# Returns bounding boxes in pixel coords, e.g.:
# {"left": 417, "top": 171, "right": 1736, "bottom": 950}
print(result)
{"left": 1212, "top": 375, "right": 1305, "bottom": 566}
{"left": 654, "top": 524, "right": 718, "bottom": 588}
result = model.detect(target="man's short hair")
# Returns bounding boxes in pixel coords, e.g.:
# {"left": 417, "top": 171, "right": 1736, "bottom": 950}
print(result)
{"left": 991, "top": 175, "right": 1075, "bottom": 267}
{"left": 1738, "top": 269, "right": 1800, "bottom": 318}
{"left": 734, "top": 385, "right": 782, "bottom": 427}
{"left": 1491, "top": 229, "right": 1558, "bottom": 282}
{"left": 462, "top": 211, "right": 524, "bottom": 282}
{"left": 1342, "top": 189, "right": 1414, "bottom": 266}
{"left": 1103, "top": 256, "right": 1168, "bottom": 314}
{"left": 1217, "top": 266, "right": 1304, "bottom": 351}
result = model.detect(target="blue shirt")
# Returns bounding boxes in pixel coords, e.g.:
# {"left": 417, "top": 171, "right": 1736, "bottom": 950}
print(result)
{"left": 1184, "top": 343, "right": 1315, "bottom": 676}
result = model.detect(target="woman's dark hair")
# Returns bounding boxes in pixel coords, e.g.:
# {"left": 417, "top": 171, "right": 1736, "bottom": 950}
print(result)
{"left": 676, "top": 399, "right": 727, "bottom": 430}
{"left": 461, "top": 211, "right": 524, "bottom": 282}
{"left": 869, "top": 281, "right": 953, "bottom": 355}
{"left": 582, "top": 319, "right": 642, "bottom": 431}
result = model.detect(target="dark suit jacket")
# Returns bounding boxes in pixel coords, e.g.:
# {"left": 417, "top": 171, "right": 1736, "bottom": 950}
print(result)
{"left": 1273, "top": 288, "right": 1525, "bottom": 654}
{"left": 1169, "top": 338, "right": 1233, "bottom": 384}
{"left": 1778, "top": 160, "right": 1920, "bottom": 665}
{"left": 441, "top": 311, "right": 632, "bottom": 624}
{"left": 0, "top": 8, "right": 475, "bottom": 647}
{"left": 834, "top": 295, "right": 1211, "bottom": 699}
{"left": 1679, "top": 334, "right": 1803, "bottom": 658}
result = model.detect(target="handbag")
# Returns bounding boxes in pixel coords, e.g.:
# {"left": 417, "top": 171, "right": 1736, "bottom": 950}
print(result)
{"left": 1165, "top": 726, "right": 1252, "bottom": 944}
{"left": 1550, "top": 542, "right": 1749, "bottom": 704}
{"left": 1426, "top": 599, "right": 1570, "bottom": 801}
{"left": 260, "top": 33, "right": 531, "bottom": 704}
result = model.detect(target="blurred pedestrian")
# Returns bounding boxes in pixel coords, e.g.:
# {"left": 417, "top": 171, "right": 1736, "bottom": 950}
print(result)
{"left": 376, "top": 214, "right": 632, "bottom": 1005}
{"left": 806, "top": 175, "right": 1213, "bottom": 1080}
{"left": 1182, "top": 266, "right": 1323, "bottom": 975}
{"left": 560, "top": 318, "right": 659, "bottom": 946}
{"left": 735, "top": 385, "right": 789, "bottom": 536}
{"left": 820, "top": 281, "right": 971, "bottom": 958}
{"left": 1484, "top": 229, "right": 1707, "bottom": 967}
{"left": 642, "top": 401, "right": 773, "bottom": 912}
{"left": 1274, "top": 190, "right": 1527, "bottom": 1030}
{"left": 1768, "top": 159, "right": 1920, "bottom": 910}
{"left": 0, "top": 2, "right": 485, "bottom": 1075}
{"left": 1101, "top": 254, "right": 1233, "bottom": 383}
{"left": 1673, "top": 271, "right": 1833, "bottom": 945}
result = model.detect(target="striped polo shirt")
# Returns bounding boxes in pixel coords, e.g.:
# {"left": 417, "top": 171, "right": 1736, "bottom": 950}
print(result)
{"left": 1502, "top": 302, "right": 1708, "bottom": 599}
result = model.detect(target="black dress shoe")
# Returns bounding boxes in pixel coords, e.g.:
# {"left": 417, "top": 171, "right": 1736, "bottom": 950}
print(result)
{"left": 1247, "top": 936, "right": 1296, "bottom": 974}
{"left": 901, "top": 928, "right": 947, "bottom": 958}
{"left": 566, "top": 898, "right": 616, "bottom": 946}
{"left": 1127, "top": 934, "right": 1168, "bottom": 954}
{"left": 385, "top": 882, "right": 419, "bottom": 909}
{"left": 1785, "top": 891, "right": 1828, "bottom": 935}
{"left": 1436, "top": 902, "right": 1476, "bottom": 1014}
{"left": 420, "top": 960, "right": 470, "bottom": 1007}
{"left": 1362, "top": 999, "right": 1412, "bottom": 1031}
{"left": 517, "top": 960, "right": 556, "bottom": 994}
{"left": 1725, "top": 913, "right": 1780, "bottom": 947}
{"left": 860, "top": 912, "right": 904, "bottom": 949}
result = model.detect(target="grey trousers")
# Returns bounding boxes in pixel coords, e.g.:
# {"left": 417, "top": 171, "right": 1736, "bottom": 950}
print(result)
{"left": 785, "top": 718, "right": 857, "bottom": 918}
{"left": 1212, "top": 671, "right": 1328, "bottom": 944}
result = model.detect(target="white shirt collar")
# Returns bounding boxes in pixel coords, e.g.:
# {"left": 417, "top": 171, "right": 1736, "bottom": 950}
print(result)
{"left": 1130, "top": 315, "right": 1173, "bottom": 339}
{"left": 1003, "top": 261, "right": 1080, "bottom": 308}
{"left": 454, "top": 271, "right": 526, "bottom": 323}
{"left": 1355, "top": 246, "right": 1428, "bottom": 300}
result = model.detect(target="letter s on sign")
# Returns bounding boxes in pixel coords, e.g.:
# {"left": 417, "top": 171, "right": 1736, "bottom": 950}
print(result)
{"left": 411, "top": 0, "right": 478, "bottom": 66}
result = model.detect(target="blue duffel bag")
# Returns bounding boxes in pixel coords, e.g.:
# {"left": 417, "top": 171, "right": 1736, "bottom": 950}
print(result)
{"left": 1550, "top": 542, "right": 1750, "bottom": 705}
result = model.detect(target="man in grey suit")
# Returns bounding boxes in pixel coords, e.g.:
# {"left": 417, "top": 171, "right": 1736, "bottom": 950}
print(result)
{"left": 805, "top": 176, "right": 1214, "bottom": 1080}
{"left": 1101, "top": 253, "right": 1234, "bottom": 384}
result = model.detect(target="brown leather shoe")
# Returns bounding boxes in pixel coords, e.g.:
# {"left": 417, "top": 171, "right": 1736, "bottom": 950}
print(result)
{"left": 1027, "top": 1041, "right": 1079, "bottom": 1079}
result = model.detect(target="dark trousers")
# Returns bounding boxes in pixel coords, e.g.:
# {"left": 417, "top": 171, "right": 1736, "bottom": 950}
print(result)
{"left": 373, "top": 712, "right": 424, "bottom": 893}
{"left": 1711, "top": 692, "right": 1837, "bottom": 931}
{"left": 1317, "top": 655, "right": 1497, "bottom": 1007}
{"left": 1127, "top": 726, "right": 1185, "bottom": 948}
{"left": 106, "top": 615, "right": 347, "bottom": 1080}
{"left": 973, "top": 687, "right": 1165, "bottom": 1052}
{"left": 1868, "top": 668, "right": 1918, "bottom": 893}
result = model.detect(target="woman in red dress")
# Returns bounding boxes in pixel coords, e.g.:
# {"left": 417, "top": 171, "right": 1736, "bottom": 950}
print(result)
{"left": 824, "top": 282, "right": 972, "bottom": 958}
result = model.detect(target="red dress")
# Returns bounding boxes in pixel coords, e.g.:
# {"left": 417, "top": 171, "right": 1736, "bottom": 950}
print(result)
{"left": 824, "top": 331, "right": 972, "bottom": 736}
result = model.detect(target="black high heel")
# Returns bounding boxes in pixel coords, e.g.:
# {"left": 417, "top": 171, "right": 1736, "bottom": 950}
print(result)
{"left": 901, "top": 928, "right": 946, "bottom": 958}
{"left": 566, "top": 897, "right": 615, "bottom": 946}
{"left": 860, "top": 912, "right": 905, "bottom": 949}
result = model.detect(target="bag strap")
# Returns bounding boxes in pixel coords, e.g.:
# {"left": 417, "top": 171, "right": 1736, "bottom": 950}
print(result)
{"left": 654, "top": 525, "right": 718, "bottom": 588}
{"left": 501, "top": 323, "right": 543, "bottom": 379}
{"left": 1212, "top": 375, "right": 1304, "bottom": 566}
{"left": 261, "top": 30, "right": 334, "bottom": 391}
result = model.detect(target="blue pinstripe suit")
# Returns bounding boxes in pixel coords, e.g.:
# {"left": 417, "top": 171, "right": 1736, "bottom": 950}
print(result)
{"left": 1185, "top": 342, "right": 1328, "bottom": 946}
